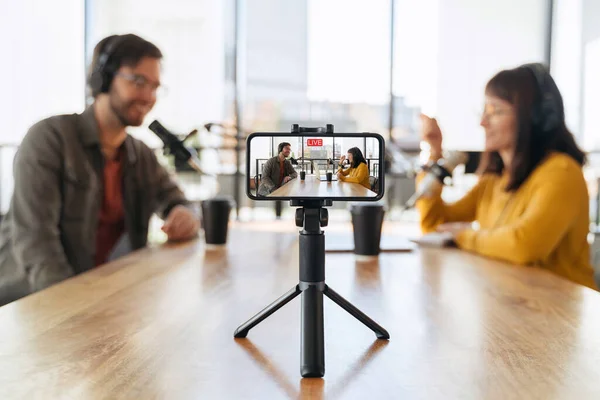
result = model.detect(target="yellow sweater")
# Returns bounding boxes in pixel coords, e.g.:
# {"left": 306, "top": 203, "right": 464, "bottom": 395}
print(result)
{"left": 417, "top": 152, "right": 596, "bottom": 290}
{"left": 338, "top": 163, "right": 370, "bottom": 189}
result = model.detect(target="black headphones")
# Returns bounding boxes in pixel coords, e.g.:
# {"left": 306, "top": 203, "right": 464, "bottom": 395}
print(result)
{"left": 89, "top": 35, "right": 125, "bottom": 94}
{"left": 278, "top": 142, "right": 290, "bottom": 154}
{"left": 519, "top": 62, "right": 562, "bottom": 133}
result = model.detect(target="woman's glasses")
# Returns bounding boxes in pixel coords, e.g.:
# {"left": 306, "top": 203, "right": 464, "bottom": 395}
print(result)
{"left": 480, "top": 103, "right": 512, "bottom": 119}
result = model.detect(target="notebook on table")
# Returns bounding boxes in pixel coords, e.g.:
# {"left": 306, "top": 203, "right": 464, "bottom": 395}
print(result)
{"left": 324, "top": 233, "right": 415, "bottom": 253}
{"left": 409, "top": 232, "right": 455, "bottom": 247}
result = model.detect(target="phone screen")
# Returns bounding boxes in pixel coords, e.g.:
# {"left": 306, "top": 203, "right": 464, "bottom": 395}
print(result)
{"left": 246, "top": 132, "right": 384, "bottom": 201}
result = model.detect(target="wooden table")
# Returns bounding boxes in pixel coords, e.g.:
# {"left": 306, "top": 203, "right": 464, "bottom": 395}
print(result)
{"left": 269, "top": 175, "right": 377, "bottom": 198}
{"left": 1, "top": 223, "right": 600, "bottom": 399}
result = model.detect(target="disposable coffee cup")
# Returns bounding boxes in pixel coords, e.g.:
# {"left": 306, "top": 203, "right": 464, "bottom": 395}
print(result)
{"left": 350, "top": 203, "right": 385, "bottom": 257}
{"left": 201, "top": 196, "right": 235, "bottom": 247}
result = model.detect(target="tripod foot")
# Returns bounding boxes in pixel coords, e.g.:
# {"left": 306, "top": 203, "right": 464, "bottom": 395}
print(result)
{"left": 234, "top": 285, "right": 302, "bottom": 338}
{"left": 324, "top": 285, "right": 390, "bottom": 340}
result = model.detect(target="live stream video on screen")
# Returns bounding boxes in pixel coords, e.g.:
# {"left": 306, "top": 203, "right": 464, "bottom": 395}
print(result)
{"left": 247, "top": 133, "right": 384, "bottom": 201}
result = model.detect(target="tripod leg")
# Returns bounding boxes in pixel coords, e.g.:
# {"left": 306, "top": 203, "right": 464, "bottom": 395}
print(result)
{"left": 301, "top": 284, "right": 325, "bottom": 378}
{"left": 324, "top": 285, "right": 390, "bottom": 340}
{"left": 234, "top": 285, "right": 302, "bottom": 338}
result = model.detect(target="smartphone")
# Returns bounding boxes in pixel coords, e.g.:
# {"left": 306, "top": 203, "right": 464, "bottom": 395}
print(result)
{"left": 246, "top": 131, "right": 385, "bottom": 201}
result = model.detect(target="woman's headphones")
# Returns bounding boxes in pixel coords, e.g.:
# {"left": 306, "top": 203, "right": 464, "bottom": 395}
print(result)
{"left": 519, "top": 63, "right": 562, "bottom": 133}
{"left": 89, "top": 35, "right": 125, "bottom": 95}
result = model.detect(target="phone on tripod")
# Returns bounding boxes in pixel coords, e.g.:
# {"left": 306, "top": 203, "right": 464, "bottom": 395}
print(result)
{"left": 237, "top": 124, "right": 390, "bottom": 378}
{"left": 246, "top": 126, "right": 385, "bottom": 201}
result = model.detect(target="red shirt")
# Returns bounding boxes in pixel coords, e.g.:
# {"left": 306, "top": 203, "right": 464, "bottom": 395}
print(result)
{"left": 94, "top": 154, "right": 125, "bottom": 266}
{"left": 279, "top": 159, "right": 285, "bottom": 185}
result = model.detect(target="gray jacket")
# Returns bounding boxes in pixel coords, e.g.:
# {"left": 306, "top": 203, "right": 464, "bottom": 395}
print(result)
{"left": 0, "top": 106, "right": 189, "bottom": 305}
{"left": 257, "top": 156, "right": 298, "bottom": 196}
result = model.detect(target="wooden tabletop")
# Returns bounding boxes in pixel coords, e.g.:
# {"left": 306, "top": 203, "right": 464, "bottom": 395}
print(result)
{"left": 269, "top": 175, "right": 377, "bottom": 198}
{"left": 1, "top": 222, "right": 600, "bottom": 399}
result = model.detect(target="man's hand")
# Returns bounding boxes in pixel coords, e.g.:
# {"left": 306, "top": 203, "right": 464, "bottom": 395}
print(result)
{"left": 283, "top": 176, "right": 292, "bottom": 184}
{"left": 162, "top": 205, "right": 200, "bottom": 241}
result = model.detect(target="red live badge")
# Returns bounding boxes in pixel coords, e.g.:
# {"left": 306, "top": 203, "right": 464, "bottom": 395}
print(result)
{"left": 307, "top": 139, "right": 323, "bottom": 146}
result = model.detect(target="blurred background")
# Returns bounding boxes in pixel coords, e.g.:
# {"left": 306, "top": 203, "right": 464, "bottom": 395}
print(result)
{"left": 1, "top": 0, "right": 599, "bottom": 231}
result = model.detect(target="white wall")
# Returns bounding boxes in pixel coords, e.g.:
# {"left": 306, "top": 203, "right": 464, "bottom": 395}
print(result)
{"left": 307, "top": 0, "right": 390, "bottom": 105}
{"left": 582, "top": 0, "right": 600, "bottom": 43}
{"left": 244, "top": 0, "right": 308, "bottom": 102}
{"left": 551, "top": 0, "right": 583, "bottom": 138}
{"left": 581, "top": 0, "right": 600, "bottom": 150}
{"left": 551, "top": 0, "right": 600, "bottom": 150}
{"left": 392, "top": 0, "right": 440, "bottom": 115}
{"left": 390, "top": 0, "right": 548, "bottom": 150}
{"left": 436, "top": 0, "right": 548, "bottom": 151}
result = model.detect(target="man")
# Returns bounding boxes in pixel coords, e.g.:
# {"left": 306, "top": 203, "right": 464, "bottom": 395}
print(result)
{"left": 257, "top": 142, "right": 298, "bottom": 196}
{"left": 0, "top": 34, "right": 199, "bottom": 305}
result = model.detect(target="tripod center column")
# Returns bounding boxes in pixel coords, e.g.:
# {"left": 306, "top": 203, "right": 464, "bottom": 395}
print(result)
{"left": 299, "top": 208, "right": 326, "bottom": 283}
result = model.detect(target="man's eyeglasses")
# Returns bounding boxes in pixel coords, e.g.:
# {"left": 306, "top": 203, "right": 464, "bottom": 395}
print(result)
{"left": 116, "top": 72, "right": 167, "bottom": 96}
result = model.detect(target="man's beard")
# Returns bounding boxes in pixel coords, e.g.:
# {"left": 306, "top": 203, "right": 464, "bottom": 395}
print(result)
{"left": 109, "top": 94, "right": 145, "bottom": 127}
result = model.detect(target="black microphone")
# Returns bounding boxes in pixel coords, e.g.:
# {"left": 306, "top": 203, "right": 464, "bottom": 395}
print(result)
{"left": 148, "top": 120, "right": 205, "bottom": 175}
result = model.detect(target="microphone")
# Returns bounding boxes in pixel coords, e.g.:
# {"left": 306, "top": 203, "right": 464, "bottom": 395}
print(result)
{"left": 404, "top": 151, "right": 468, "bottom": 208}
{"left": 148, "top": 120, "right": 205, "bottom": 175}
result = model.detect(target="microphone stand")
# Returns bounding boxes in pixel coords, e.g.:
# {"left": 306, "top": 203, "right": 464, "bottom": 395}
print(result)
{"left": 182, "top": 153, "right": 205, "bottom": 176}
{"left": 149, "top": 120, "right": 220, "bottom": 197}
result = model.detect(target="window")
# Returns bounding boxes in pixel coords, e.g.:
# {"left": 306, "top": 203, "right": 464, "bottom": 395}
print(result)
{"left": 240, "top": 0, "right": 392, "bottom": 138}
{"left": 0, "top": 0, "right": 85, "bottom": 213}
{"left": 1, "top": 0, "right": 85, "bottom": 143}
{"left": 86, "top": 0, "right": 226, "bottom": 172}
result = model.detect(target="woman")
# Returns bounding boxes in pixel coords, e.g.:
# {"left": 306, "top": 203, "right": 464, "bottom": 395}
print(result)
{"left": 337, "top": 147, "right": 370, "bottom": 189}
{"left": 417, "top": 63, "right": 596, "bottom": 290}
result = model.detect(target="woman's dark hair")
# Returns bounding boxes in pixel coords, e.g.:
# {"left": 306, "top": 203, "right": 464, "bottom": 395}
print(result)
{"left": 347, "top": 147, "right": 367, "bottom": 169}
{"left": 278, "top": 142, "right": 291, "bottom": 154}
{"left": 479, "top": 65, "right": 586, "bottom": 191}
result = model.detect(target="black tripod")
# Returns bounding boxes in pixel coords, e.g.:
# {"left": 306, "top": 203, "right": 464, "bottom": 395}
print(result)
{"left": 234, "top": 200, "right": 390, "bottom": 378}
